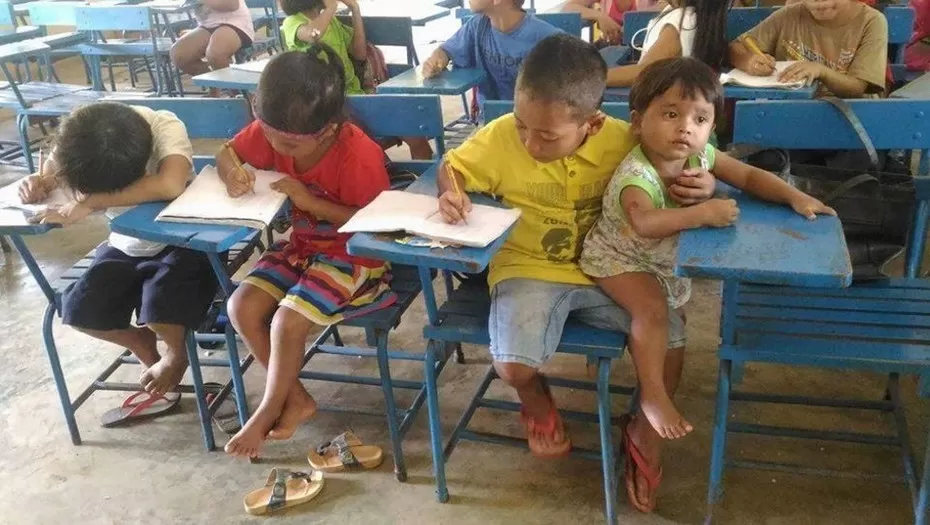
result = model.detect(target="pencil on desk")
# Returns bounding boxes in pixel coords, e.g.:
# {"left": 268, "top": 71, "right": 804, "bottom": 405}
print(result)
{"left": 443, "top": 160, "right": 468, "bottom": 226}
{"left": 224, "top": 141, "right": 254, "bottom": 194}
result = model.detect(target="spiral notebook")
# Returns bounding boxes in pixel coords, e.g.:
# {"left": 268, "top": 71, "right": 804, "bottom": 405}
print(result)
{"left": 339, "top": 190, "right": 521, "bottom": 248}
{"left": 155, "top": 165, "right": 288, "bottom": 229}
{"left": 719, "top": 62, "right": 807, "bottom": 90}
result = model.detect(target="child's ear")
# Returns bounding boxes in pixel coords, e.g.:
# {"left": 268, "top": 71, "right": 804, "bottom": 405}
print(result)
{"left": 630, "top": 110, "right": 643, "bottom": 133}
{"left": 585, "top": 111, "right": 607, "bottom": 135}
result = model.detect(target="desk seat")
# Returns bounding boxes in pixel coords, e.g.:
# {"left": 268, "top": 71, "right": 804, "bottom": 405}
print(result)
{"left": 728, "top": 279, "right": 930, "bottom": 371}
{"left": 424, "top": 279, "right": 627, "bottom": 359}
{"left": 0, "top": 81, "right": 90, "bottom": 108}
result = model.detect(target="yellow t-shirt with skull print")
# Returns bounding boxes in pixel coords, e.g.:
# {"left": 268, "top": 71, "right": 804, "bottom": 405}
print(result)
{"left": 445, "top": 113, "right": 636, "bottom": 288}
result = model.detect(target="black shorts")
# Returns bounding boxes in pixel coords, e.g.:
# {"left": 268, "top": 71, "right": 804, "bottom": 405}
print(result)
{"left": 202, "top": 23, "right": 253, "bottom": 50}
{"left": 61, "top": 244, "right": 218, "bottom": 331}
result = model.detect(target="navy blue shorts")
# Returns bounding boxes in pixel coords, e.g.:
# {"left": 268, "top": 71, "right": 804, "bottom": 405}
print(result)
{"left": 61, "top": 244, "right": 218, "bottom": 331}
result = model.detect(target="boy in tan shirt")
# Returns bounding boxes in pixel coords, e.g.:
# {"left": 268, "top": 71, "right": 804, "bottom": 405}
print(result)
{"left": 729, "top": 0, "right": 888, "bottom": 97}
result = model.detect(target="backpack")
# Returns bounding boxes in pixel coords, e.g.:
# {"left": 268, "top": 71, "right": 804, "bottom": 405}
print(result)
{"left": 355, "top": 42, "right": 390, "bottom": 92}
{"left": 905, "top": 0, "right": 930, "bottom": 71}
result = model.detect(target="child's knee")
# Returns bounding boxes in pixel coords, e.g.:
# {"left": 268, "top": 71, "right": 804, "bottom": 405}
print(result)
{"left": 228, "top": 286, "right": 261, "bottom": 331}
{"left": 270, "top": 307, "right": 312, "bottom": 340}
{"left": 494, "top": 361, "right": 538, "bottom": 388}
{"left": 205, "top": 46, "right": 233, "bottom": 68}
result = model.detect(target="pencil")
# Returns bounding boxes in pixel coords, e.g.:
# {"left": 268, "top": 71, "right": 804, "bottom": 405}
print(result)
{"left": 443, "top": 161, "right": 468, "bottom": 226}
{"left": 38, "top": 148, "right": 43, "bottom": 179}
{"left": 741, "top": 35, "right": 764, "bottom": 57}
{"left": 224, "top": 141, "right": 254, "bottom": 194}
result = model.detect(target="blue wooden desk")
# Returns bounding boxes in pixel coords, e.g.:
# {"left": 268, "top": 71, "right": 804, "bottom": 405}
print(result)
{"left": 192, "top": 67, "right": 259, "bottom": 91}
{"left": 376, "top": 66, "right": 485, "bottom": 96}
{"left": 891, "top": 72, "right": 930, "bottom": 100}
{"left": 605, "top": 83, "right": 817, "bottom": 102}
{"left": 676, "top": 189, "right": 852, "bottom": 288}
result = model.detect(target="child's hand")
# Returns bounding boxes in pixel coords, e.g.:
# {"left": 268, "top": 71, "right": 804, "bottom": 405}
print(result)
{"left": 597, "top": 14, "right": 622, "bottom": 45}
{"left": 778, "top": 61, "right": 825, "bottom": 85}
{"left": 18, "top": 174, "right": 52, "bottom": 204}
{"left": 271, "top": 177, "right": 314, "bottom": 207}
{"left": 698, "top": 198, "right": 740, "bottom": 227}
{"left": 224, "top": 165, "right": 255, "bottom": 198}
{"left": 422, "top": 54, "right": 450, "bottom": 79}
{"left": 438, "top": 189, "right": 472, "bottom": 224}
{"left": 669, "top": 167, "right": 716, "bottom": 206}
{"left": 30, "top": 201, "right": 92, "bottom": 226}
{"left": 339, "top": 0, "right": 358, "bottom": 11}
{"left": 744, "top": 53, "right": 776, "bottom": 77}
{"left": 790, "top": 194, "right": 836, "bottom": 220}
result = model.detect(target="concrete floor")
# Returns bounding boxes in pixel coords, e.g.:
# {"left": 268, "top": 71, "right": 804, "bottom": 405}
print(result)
{"left": 0, "top": 7, "right": 927, "bottom": 524}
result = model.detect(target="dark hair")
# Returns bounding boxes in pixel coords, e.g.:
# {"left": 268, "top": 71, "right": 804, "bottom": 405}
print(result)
{"left": 254, "top": 44, "right": 346, "bottom": 135}
{"left": 516, "top": 33, "right": 607, "bottom": 120}
{"left": 630, "top": 57, "right": 724, "bottom": 119}
{"left": 280, "top": 0, "right": 324, "bottom": 16}
{"left": 54, "top": 102, "right": 153, "bottom": 194}
{"left": 653, "top": 0, "right": 731, "bottom": 69}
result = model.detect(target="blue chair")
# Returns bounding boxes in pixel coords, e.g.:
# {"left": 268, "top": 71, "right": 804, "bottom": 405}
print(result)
{"left": 336, "top": 15, "right": 419, "bottom": 76}
{"left": 705, "top": 98, "right": 930, "bottom": 524}
{"left": 0, "top": 1, "right": 42, "bottom": 45}
{"left": 244, "top": 0, "right": 282, "bottom": 53}
{"left": 411, "top": 98, "right": 637, "bottom": 525}
{"left": 298, "top": 94, "right": 446, "bottom": 481}
{"left": 33, "top": 97, "right": 262, "bottom": 451}
{"left": 623, "top": 7, "right": 778, "bottom": 49}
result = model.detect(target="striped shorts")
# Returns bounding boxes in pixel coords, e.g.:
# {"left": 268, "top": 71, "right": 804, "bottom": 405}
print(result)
{"left": 242, "top": 241, "right": 396, "bottom": 325}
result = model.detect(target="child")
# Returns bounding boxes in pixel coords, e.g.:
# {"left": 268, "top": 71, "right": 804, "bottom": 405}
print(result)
{"left": 729, "top": 0, "right": 888, "bottom": 97}
{"left": 18, "top": 102, "right": 216, "bottom": 403}
{"left": 561, "top": 0, "right": 661, "bottom": 46}
{"left": 422, "top": 0, "right": 563, "bottom": 113}
{"left": 170, "top": 0, "right": 255, "bottom": 80}
{"left": 281, "top": 0, "right": 434, "bottom": 159}
{"left": 221, "top": 45, "right": 395, "bottom": 458}
{"left": 606, "top": 0, "right": 730, "bottom": 87}
{"left": 436, "top": 34, "right": 715, "bottom": 511}
{"left": 580, "top": 57, "right": 834, "bottom": 443}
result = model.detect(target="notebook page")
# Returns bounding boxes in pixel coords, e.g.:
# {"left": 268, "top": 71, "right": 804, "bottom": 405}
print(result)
{"left": 0, "top": 179, "right": 73, "bottom": 215}
{"left": 720, "top": 62, "right": 806, "bottom": 90}
{"left": 230, "top": 58, "right": 270, "bottom": 74}
{"left": 338, "top": 191, "right": 443, "bottom": 234}
{"left": 418, "top": 202, "right": 521, "bottom": 248}
{"left": 156, "top": 165, "right": 288, "bottom": 228}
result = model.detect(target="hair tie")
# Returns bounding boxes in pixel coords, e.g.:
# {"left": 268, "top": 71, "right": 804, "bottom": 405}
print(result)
{"left": 258, "top": 119, "right": 330, "bottom": 141}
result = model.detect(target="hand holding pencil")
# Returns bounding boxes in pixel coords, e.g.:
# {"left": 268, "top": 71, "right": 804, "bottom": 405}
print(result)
{"left": 740, "top": 35, "right": 776, "bottom": 77}
{"left": 222, "top": 142, "right": 256, "bottom": 198}
{"left": 437, "top": 160, "right": 472, "bottom": 225}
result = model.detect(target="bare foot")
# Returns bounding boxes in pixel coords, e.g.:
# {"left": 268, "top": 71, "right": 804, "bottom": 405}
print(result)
{"left": 267, "top": 388, "right": 317, "bottom": 441}
{"left": 225, "top": 406, "right": 278, "bottom": 458}
{"left": 521, "top": 405, "right": 572, "bottom": 458}
{"left": 140, "top": 352, "right": 188, "bottom": 396}
{"left": 639, "top": 389, "right": 693, "bottom": 439}
{"left": 130, "top": 327, "right": 160, "bottom": 368}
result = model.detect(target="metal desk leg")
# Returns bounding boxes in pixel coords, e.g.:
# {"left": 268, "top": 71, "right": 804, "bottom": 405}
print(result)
{"left": 207, "top": 252, "right": 251, "bottom": 427}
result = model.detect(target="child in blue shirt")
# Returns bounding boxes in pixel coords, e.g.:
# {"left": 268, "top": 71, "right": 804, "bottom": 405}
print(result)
{"left": 422, "top": 0, "right": 562, "bottom": 111}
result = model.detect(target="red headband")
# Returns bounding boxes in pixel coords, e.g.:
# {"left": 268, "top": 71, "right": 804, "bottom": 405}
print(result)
{"left": 258, "top": 119, "right": 331, "bottom": 141}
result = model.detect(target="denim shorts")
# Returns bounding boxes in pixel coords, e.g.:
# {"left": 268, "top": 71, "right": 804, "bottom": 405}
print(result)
{"left": 488, "top": 278, "right": 687, "bottom": 367}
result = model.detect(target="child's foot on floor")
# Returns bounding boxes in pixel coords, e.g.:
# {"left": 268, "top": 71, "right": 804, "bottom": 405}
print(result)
{"left": 267, "top": 389, "right": 318, "bottom": 441}
{"left": 640, "top": 391, "right": 693, "bottom": 439}
{"left": 226, "top": 407, "right": 277, "bottom": 458}
{"left": 140, "top": 353, "right": 189, "bottom": 396}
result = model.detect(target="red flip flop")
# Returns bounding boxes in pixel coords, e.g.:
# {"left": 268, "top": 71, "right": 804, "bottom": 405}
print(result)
{"left": 100, "top": 391, "right": 181, "bottom": 428}
{"left": 519, "top": 376, "right": 572, "bottom": 459}
{"left": 621, "top": 414, "right": 663, "bottom": 513}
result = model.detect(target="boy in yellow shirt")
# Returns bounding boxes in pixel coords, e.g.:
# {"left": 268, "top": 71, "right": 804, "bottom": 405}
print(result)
{"left": 437, "top": 34, "right": 715, "bottom": 509}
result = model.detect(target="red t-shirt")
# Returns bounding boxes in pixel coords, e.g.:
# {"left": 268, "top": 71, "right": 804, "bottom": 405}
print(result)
{"left": 231, "top": 121, "right": 390, "bottom": 266}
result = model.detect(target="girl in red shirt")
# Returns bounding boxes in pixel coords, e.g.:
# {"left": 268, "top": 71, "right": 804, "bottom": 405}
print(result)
{"left": 220, "top": 44, "right": 394, "bottom": 458}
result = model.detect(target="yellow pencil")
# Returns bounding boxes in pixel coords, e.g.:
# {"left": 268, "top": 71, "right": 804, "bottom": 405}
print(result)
{"left": 741, "top": 35, "right": 765, "bottom": 57}
{"left": 443, "top": 161, "right": 468, "bottom": 226}
{"left": 224, "top": 141, "right": 254, "bottom": 194}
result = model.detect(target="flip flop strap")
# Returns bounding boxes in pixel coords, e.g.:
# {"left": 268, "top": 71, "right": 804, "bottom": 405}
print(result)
{"left": 122, "top": 392, "right": 165, "bottom": 418}
{"left": 624, "top": 425, "right": 662, "bottom": 489}
{"left": 317, "top": 434, "right": 361, "bottom": 468}
{"left": 266, "top": 469, "right": 312, "bottom": 511}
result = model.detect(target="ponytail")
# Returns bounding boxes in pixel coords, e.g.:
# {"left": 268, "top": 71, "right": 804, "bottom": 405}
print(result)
{"left": 685, "top": 0, "right": 731, "bottom": 69}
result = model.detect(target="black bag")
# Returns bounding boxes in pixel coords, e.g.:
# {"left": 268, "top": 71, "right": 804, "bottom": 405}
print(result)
{"left": 741, "top": 97, "right": 915, "bottom": 280}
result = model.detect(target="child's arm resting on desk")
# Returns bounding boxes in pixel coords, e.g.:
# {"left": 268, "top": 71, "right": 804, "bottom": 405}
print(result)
{"left": 423, "top": 18, "right": 478, "bottom": 78}
{"left": 18, "top": 155, "right": 59, "bottom": 204}
{"left": 622, "top": 186, "right": 739, "bottom": 239}
{"left": 713, "top": 152, "right": 835, "bottom": 219}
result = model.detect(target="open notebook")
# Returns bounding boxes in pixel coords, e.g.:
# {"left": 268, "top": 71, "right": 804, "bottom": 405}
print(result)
{"left": 230, "top": 58, "right": 270, "bottom": 74}
{"left": 339, "top": 191, "right": 521, "bottom": 248}
{"left": 720, "top": 62, "right": 807, "bottom": 90}
{"left": 0, "top": 179, "right": 72, "bottom": 226}
{"left": 156, "top": 165, "right": 287, "bottom": 229}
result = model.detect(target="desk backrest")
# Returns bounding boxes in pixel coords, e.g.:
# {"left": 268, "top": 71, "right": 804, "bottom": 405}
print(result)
{"left": 482, "top": 100, "right": 630, "bottom": 123}
{"left": 74, "top": 6, "right": 154, "bottom": 32}
{"left": 0, "top": 1, "right": 15, "bottom": 27}
{"left": 347, "top": 94, "right": 446, "bottom": 156}
{"left": 336, "top": 15, "right": 418, "bottom": 66}
{"left": 27, "top": 1, "right": 80, "bottom": 26}
{"left": 455, "top": 9, "right": 583, "bottom": 37}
